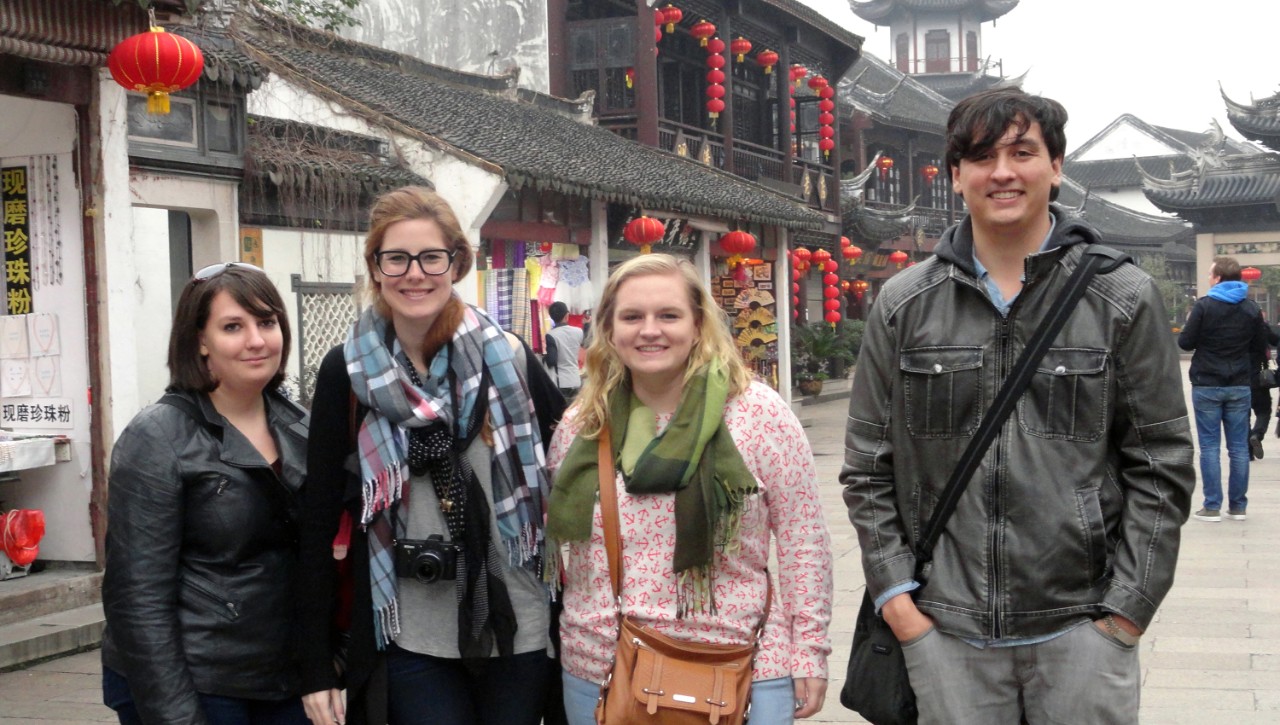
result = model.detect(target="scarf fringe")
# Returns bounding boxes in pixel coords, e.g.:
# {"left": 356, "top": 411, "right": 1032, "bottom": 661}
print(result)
{"left": 373, "top": 597, "right": 401, "bottom": 650}
{"left": 360, "top": 465, "right": 405, "bottom": 524}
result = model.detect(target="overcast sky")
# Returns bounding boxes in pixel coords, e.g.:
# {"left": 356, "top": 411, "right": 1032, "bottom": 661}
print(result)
{"left": 799, "top": 0, "right": 1280, "bottom": 153}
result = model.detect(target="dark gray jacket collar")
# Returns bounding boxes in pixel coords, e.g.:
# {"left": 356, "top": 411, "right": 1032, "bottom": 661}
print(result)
{"left": 933, "top": 205, "right": 1103, "bottom": 278}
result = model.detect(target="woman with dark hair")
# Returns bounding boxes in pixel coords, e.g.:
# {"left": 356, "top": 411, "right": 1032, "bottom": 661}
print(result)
{"left": 547, "top": 254, "right": 833, "bottom": 724}
{"left": 298, "top": 186, "right": 563, "bottom": 725}
{"left": 101, "top": 263, "right": 310, "bottom": 725}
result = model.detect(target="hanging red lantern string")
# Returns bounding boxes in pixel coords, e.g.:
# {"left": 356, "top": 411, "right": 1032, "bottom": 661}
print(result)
{"left": 624, "top": 215, "right": 665, "bottom": 254}
{"left": 720, "top": 230, "right": 757, "bottom": 274}
{"left": 1243, "top": 266, "right": 1262, "bottom": 282}
{"left": 888, "top": 250, "right": 909, "bottom": 268}
{"left": 691, "top": 19, "right": 716, "bottom": 47}
{"left": 922, "top": 164, "right": 940, "bottom": 184}
{"left": 793, "top": 247, "right": 812, "bottom": 264}
{"left": 807, "top": 74, "right": 828, "bottom": 93}
{"left": 823, "top": 277, "right": 841, "bottom": 326}
{"left": 843, "top": 244, "right": 863, "bottom": 265}
{"left": 817, "top": 85, "right": 836, "bottom": 159}
{"left": 812, "top": 248, "right": 832, "bottom": 267}
{"left": 756, "top": 48, "right": 778, "bottom": 74}
{"left": 107, "top": 21, "right": 204, "bottom": 115}
{"left": 706, "top": 42, "right": 726, "bottom": 123}
{"left": 706, "top": 67, "right": 725, "bottom": 85}
{"left": 662, "top": 4, "right": 683, "bottom": 33}
{"left": 731, "top": 36, "right": 752, "bottom": 63}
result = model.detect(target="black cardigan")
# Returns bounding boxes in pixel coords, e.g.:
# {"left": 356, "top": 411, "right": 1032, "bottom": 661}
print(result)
{"left": 295, "top": 341, "right": 565, "bottom": 724}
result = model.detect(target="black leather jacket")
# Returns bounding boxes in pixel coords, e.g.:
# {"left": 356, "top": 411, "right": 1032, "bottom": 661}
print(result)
{"left": 102, "top": 390, "right": 308, "bottom": 725}
{"left": 842, "top": 209, "right": 1195, "bottom": 639}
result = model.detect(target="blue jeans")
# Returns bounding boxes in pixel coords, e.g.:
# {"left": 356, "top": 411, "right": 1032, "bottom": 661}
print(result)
{"left": 1192, "top": 385, "right": 1251, "bottom": 512}
{"left": 561, "top": 670, "right": 794, "bottom": 725}
{"left": 385, "top": 645, "right": 552, "bottom": 725}
{"left": 102, "top": 667, "right": 308, "bottom": 725}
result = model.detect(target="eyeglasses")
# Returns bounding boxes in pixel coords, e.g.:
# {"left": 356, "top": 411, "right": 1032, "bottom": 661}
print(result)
{"left": 194, "top": 262, "right": 265, "bottom": 281}
{"left": 374, "top": 249, "right": 456, "bottom": 277}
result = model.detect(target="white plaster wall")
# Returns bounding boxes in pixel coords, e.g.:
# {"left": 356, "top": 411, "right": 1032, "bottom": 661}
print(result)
{"left": 0, "top": 97, "right": 96, "bottom": 561}
{"left": 345, "top": 0, "right": 550, "bottom": 93}
{"left": 130, "top": 207, "right": 173, "bottom": 408}
{"left": 248, "top": 77, "right": 508, "bottom": 306}
{"left": 889, "top": 12, "right": 986, "bottom": 73}
{"left": 1074, "top": 122, "right": 1180, "bottom": 161}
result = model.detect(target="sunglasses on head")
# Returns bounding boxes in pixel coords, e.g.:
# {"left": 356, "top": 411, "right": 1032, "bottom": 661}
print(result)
{"left": 193, "top": 262, "right": 266, "bottom": 281}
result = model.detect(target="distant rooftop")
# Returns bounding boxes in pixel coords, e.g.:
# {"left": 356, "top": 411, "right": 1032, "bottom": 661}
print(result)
{"left": 851, "top": 0, "right": 1019, "bottom": 25}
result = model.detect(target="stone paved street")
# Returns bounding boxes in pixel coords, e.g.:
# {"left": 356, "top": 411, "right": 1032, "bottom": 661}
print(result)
{"left": 2, "top": 361, "right": 1280, "bottom": 723}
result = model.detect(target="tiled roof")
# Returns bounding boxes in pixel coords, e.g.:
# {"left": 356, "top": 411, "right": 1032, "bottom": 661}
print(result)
{"left": 1223, "top": 87, "right": 1280, "bottom": 152}
{"left": 851, "top": 0, "right": 1019, "bottom": 24}
{"left": 1140, "top": 155, "right": 1280, "bottom": 210}
{"left": 840, "top": 52, "right": 953, "bottom": 135}
{"left": 1154, "top": 124, "right": 1255, "bottom": 155}
{"left": 175, "top": 26, "right": 265, "bottom": 92}
{"left": 1056, "top": 177, "right": 1194, "bottom": 247}
{"left": 1063, "top": 156, "right": 1197, "bottom": 189}
{"left": 235, "top": 15, "right": 825, "bottom": 230}
{"left": 757, "top": 0, "right": 864, "bottom": 53}
{"left": 912, "top": 71, "right": 1016, "bottom": 103}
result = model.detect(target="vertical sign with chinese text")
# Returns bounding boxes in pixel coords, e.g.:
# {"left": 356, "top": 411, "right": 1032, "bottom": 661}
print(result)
{"left": 240, "top": 227, "right": 263, "bottom": 267}
{"left": 2, "top": 166, "right": 33, "bottom": 315}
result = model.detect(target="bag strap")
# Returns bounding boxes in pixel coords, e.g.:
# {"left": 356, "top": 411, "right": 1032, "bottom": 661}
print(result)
{"left": 597, "top": 427, "right": 772, "bottom": 635}
{"left": 915, "top": 246, "right": 1126, "bottom": 569}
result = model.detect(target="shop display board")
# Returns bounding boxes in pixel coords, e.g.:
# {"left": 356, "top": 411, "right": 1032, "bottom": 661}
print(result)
{"left": 714, "top": 262, "right": 779, "bottom": 389}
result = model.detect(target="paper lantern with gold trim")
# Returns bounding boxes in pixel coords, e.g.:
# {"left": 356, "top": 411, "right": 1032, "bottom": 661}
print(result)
{"left": 108, "top": 26, "right": 203, "bottom": 115}
{"left": 623, "top": 216, "right": 665, "bottom": 254}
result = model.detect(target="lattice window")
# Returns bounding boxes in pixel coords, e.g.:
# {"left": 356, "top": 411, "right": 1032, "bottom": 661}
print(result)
{"left": 291, "top": 275, "right": 361, "bottom": 407}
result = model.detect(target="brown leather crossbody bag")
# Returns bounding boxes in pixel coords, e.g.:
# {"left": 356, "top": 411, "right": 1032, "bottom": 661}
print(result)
{"left": 592, "top": 427, "right": 770, "bottom": 725}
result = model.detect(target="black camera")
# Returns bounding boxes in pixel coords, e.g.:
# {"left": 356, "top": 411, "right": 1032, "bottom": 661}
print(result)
{"left": 394, "top": 535, "right": 461, "bottom": 584}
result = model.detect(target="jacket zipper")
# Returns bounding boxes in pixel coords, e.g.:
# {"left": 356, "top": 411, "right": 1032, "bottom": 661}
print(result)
{"left": 183, "top": 574, "right": 241, "bottom": 620}
{"left": 990, "top": 307, "right": 1016, "bottom": 640}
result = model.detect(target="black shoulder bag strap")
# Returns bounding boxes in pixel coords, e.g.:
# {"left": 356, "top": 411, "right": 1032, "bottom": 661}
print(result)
{"left": 914, "top": 245, "right": 1128, "bottom": 571}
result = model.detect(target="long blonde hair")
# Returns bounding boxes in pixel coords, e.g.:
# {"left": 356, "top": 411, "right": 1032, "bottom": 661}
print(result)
{"left": 572, "top": 254, "right": 752, "bottom": 438}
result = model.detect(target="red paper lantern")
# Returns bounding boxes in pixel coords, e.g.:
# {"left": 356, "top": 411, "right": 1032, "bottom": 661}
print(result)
{"left": 819, "top": 85, "right": 835, "bottom": 99}
{"left": 707, "top": 37, "right": 726, "bottom": 55}
{"left": 108, "top": 26, "right": 204, "bottom": 115}
{"left": 720, "top": 230, "right": 756, "bottom": 256}
{"left": 706, "top": 83, "right": 726, "bottom": 99}
{"left": 625, "top": 67, "right": 635, "bottom": 89}
{"left": 1243, "top": 266, "right": 1263, "bottom": 282}
{"left": 818, "top": 98, "right": 835, "bottom": 113}
{"left": 818, "top": 126, "right": 835, "bottom": 139}
{"left": 624, "top": 215, "right": 665, "bottom": 254}
{"left": 812, "top": 248, "right": 832, "bottom": 265}
{"left": 823, "top": 273, "right": 839, "bottom": 286}
{"left": 756, "top": 49, "right": 779, "bottom": 74}
{"left": 691, "top": 19, "right": 716, "bottom": 47}
{"left": 888, "top": 250, "right": 909, "bottom": 268}
{"left": 824, "top": 286, "right": 840, "bottom": 299}
{"left": 790, "top": 64, "right": 808, "bottom": 87}
{"left": 656, "top": 26, "right": 663, "bottom": 43}
{"left": 706, "top": 52, "right": 725, "bottom": 69}
{"left": 819, "top": 111, "right": 835, "bottom": 126}
{"left": 706, "top": 68, "right": 725, "bottom": 84}
{"left": 824, "top": 299, "right": 841, "bottom": 311}
{"left": 853, "top": 279, "right": 869, "bottom": 299}
{"left": 731, "top": 37, "right": 753, "bottom": 63}
{"left": 792, "top": 282, "right": 800, "bottom": 294}
{"left": 840, "top": 280, "right": 851, "bottom": 292}
{"left": 662, "top": 4, "right": 683, "bottom": 33}
{"left": 922, "top": 164, "right": 940, "bottom": 184}
{"left": 706, "top": 97, "right": 725, "bottom": 119}
{"left": 792, "top": 269, "right": 802, "bottom": 281}
{"left": 877, "top": 155, "right": 895, "bottom": 180}
{"left": 793, "top": 247, "right": 812, "bottom": 263}
{"left": 808, "top": 74, "right": 828, "bottom": 92}
{"left": 825, "top": 311, "right": 842, "bottom": 324}
{"left": 840, "top": 236, "right": 851, "bottom": 248}
{"left": 818, "top": 138, "right": 836, "bottom": 155}
{"left": 795, "top": 260, "right": 810, "bottom": 272}
{"left": 843, "top": 245, "right": 863, "bottom": 263}
{"left": 823, "top": 259, "right": 838, "bottom": 273}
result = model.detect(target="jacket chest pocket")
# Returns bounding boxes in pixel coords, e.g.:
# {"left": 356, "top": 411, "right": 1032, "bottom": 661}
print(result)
{"left": 900, "top": 347, "right": 984, "bottom": 438}
{"left": 1017, "top": 348, "right": 1109, "bottom": 442}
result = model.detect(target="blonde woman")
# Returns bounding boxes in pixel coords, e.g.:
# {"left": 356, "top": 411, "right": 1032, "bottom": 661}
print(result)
{"left": 546, "top": 254, "right": 833, "bottom": 723}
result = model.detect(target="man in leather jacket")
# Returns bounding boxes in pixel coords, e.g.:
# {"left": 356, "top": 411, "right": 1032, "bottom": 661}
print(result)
{"left": 841, "top": 88, "right": 1195, "bottom": 724}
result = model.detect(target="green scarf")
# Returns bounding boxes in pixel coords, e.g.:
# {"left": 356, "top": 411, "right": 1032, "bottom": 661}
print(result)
{"left": 548, "top": 364, "right": 756, "bottom": 605}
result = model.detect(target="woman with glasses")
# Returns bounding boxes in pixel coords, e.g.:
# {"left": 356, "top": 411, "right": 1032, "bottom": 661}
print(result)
{"left": 101, "top": 264, "right": 310, "bottom": 724}
{"left": 298, "top": 187, "right": 564, "bottom": 725}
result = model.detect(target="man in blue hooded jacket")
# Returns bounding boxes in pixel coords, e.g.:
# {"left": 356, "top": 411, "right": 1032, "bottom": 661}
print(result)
{"left": 1178, "top": 256, "right": 1269, "bottom": 522}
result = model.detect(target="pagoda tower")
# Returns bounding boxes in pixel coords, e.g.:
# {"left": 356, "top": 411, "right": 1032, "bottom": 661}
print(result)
{"left": 851, "top": 0, "right": 1019, "bottom": 100}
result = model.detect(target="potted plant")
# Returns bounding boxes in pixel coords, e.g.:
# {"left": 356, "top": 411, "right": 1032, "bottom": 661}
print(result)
{"left": 792, "top": 321, "right": 856, "bottom": 380}
{"left": 794, "top": 369, "right": 828, "bottom": 396}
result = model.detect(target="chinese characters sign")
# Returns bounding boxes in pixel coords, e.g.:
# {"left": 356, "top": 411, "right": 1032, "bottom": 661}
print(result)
{"left": 2, "top": 399, "right": 73, "bottom": 429}
{"left": 2, "top": 166, "right": 33, "bottom": 315}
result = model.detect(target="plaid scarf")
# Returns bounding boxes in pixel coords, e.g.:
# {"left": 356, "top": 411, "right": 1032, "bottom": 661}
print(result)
{"left": 547, "top": 364, "right": 756, "bottom": 613}
{"left": 345, "top": 300, "right": 549, "bottom": 648}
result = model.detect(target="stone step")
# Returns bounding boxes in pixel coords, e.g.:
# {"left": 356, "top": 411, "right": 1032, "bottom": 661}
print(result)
{"left": 0, "top": 602, "right": 104, "bottom": 670}
{"left": 0, "top": 569, "right": 102, "bottom": 627}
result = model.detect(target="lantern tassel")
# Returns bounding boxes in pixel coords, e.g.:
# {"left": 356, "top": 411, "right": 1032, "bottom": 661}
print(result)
{"left": 147, "top": 91, "right": 170, "bottom": 114}
{"left": 640, "top": 244, "right": 652, "bottom": 255}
